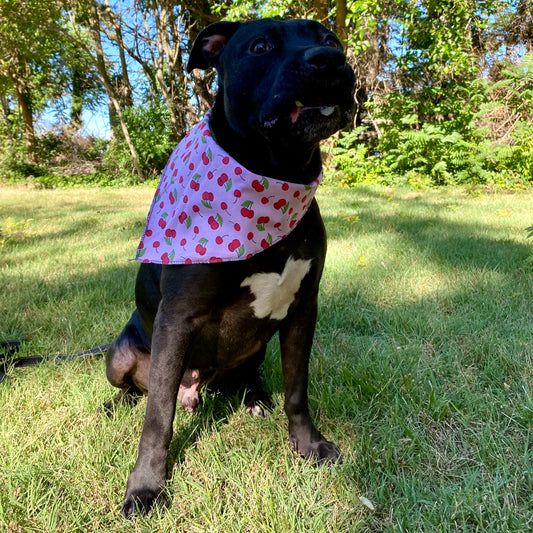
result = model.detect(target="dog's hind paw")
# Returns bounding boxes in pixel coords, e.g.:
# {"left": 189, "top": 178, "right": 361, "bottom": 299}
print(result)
{"left": 245, "top": 392, "right": 273, "bottom": 418}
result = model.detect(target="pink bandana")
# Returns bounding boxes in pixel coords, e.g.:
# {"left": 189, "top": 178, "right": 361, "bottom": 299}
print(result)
{"left": 135, "top": 111, "right": 322, "bottom": 265}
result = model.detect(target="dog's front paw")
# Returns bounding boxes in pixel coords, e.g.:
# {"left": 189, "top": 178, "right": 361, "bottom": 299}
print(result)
{"left": 313, "top": 440, "right": 342, "bottom": 464}
{"left": 121, "top": 487, "right": 165, "bottom": 519}
{"left": 290, "top": 433, "right": 342, "bottom": 465}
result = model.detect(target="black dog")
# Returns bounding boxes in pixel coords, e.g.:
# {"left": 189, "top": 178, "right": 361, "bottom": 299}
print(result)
{"left": 105, "top": 18, "right": 355, "bottom": 517}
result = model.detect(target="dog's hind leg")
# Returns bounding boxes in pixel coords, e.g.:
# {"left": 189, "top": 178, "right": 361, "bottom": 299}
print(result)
{"left": 103, "top": 311, "right": 151, "bottom": 415}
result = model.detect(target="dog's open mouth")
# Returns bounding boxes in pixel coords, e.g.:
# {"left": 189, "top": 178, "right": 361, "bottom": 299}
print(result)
{"left": 263, "top": 99, "right": 339, "bottom": 129}
{"left": 290, "top": 101, "right": 336, "bottom": 123}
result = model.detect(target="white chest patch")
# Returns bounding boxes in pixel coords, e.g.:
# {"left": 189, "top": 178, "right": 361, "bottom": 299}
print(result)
{"left": 240, "top": 256, "right": 313, "bottom": 320}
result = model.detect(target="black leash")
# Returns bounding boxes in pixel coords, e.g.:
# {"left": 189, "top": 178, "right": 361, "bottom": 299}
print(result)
{"left": 0, "top": 340, "right": 110, "bottom": 384}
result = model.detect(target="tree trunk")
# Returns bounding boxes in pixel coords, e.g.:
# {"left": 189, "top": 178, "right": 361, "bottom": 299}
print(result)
{"left": 88, "top": 0, "right": 143, "bottom": 179}
{"left": 151, "top": 1, "right": 188, "bottom": 139}
{"left": 13, "top": 80, "right": 36, "bottom": 163}
{"left": 70, "top": 67, "right": 84, "bottom": 129}
{"left": 313, "top": 0, "right": 329, "bottom": 22}
{"left": 335, "top": 0, "right": 348, "bottom": 46}
{"left": 0, "top": 96, "right": 15, "bottom": 149}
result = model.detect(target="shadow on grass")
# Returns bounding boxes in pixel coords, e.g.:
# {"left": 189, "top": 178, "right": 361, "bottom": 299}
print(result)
{"left": 322, "top": 192, "right": 532, "bottom": 274}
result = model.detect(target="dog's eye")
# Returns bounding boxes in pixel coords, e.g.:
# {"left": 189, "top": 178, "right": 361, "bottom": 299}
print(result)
{"left": 250, "top": 39, "right": 270, "bottom": 54}
{"left": 324, "top": 35, "right": 340, "bottom": 49}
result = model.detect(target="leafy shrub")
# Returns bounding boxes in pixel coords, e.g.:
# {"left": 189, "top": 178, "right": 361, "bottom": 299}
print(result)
{"left": 100, "top": 100, "right": 175, "bottom": 183}
{"left": 332, "top": 55, "right": 533, "bottom": 188}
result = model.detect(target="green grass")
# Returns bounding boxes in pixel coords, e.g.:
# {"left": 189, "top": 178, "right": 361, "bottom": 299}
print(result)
{"left": 1, "top": 184, "right": 532, "bottom": 532}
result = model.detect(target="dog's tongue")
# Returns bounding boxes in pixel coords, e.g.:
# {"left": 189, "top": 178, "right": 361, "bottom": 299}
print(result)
{"left": 290, "top": 101, "right": 335, "bottom": 123}
{"left": 290, "top": 103, "right": 305, "bottom": 123}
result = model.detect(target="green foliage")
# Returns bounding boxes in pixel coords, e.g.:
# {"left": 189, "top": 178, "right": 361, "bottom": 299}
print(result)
{"left": 334, "top": 55, "right": 533, "bottom": 188}
{"left": 213, "top": 0, "right": 311, "bottom": 20}
{"left": 0, "top": 217, "right": 32, "bottom": 247}
{"left": 100, "top": 101, "right": 175, "bottom": 183}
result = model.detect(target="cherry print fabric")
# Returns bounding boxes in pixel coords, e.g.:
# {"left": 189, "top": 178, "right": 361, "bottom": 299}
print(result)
{"left": 135, "top": 111, "right": 322, "bottom": 265}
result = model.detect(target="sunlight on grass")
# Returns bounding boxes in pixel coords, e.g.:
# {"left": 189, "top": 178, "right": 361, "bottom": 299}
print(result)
{"left": 1, "top": 184, "right": 532, "bottom": 531}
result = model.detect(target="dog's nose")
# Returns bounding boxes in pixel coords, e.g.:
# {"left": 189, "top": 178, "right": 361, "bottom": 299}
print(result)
{"left": 303, "top": 47, "right": 346, "bottom": 71}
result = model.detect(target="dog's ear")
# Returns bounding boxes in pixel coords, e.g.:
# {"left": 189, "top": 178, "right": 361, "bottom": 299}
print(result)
{"left": 187, "top": 21, "right": 241, "bottom": 73}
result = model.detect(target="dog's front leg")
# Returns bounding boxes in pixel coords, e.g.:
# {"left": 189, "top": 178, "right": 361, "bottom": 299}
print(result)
{"left": 120, "top": 305, "right": 191, "bottom": 518}
{"left": 120, "top": 266, "right": 216, "bottom": 518}
{"left": 280, "top": 295, "right": 341, "bottom": 463}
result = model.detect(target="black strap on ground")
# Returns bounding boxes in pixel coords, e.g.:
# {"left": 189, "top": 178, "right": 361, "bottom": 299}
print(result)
{"left": 0, "top": 340, "right": 110, "bottom": 385}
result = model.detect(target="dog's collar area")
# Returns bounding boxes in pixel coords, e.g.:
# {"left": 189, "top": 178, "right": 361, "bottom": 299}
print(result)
{"left": 136, "top": 111, "right": 322, "bottom": 265}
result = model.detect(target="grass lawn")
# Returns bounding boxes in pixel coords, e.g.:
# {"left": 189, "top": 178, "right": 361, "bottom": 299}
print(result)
{"left": 1, "top": 183, "right": 532, "bottom": 532}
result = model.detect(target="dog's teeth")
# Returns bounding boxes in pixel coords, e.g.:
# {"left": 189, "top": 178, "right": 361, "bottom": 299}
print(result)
{"left": 320, "top": 106, "right": 335, "bottom": 116}
{"left": 295, "top": 100, "right": 304, "bottom": 107}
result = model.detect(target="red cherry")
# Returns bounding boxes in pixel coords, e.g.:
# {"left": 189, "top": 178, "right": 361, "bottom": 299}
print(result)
{"left": 202, "top": 191, "right": 214, "bottom": 201}
{"left": 261, "top": 239, "right": 269, "bottom": 249}
{"left": 247, "top": 232, "right": 254, "bottom": 240}
{"left": 145, "top": 229, "right": 153, "bottom": 237}
{"left": 202, "top": 152, "right": 210, "bottom": 165}
{"left": 216, "top": 236, "right": 223, "bottom": 244}
{"left": 153, "top": 241, "right": 160, "bottom": 248}
{"left": 195, "top": 244, "right": 206, "bottom": 256}
{"left": 252, "top": 180, "right": 264, "bottom": 192}
{"left": 282, "top": 183, "right": 289, "bottom": 191}
{"left": 228, "top": 239, "right": 241, "bottom": 252}
{"left": 222, "top": 156, "right": 230, "bottom": 165}
{"left": 208, "top": 216, "right": 219, "bottom": 230}
{"left": 261, "top": 197, "right": 269, "bottom": 204}
{"left": 158, "top": 218, "right": 167, "bottom": 229}
{"left": 180, "top": 238, "right": 187, "bottom": 246}
{"left": 161, "top": 253, "right": 170, "bottom": 264}
{"left": 178, "top": 212, "right": 187, "bottom": 224}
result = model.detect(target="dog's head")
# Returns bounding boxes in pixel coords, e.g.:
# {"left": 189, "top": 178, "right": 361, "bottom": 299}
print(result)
{"left": 188, "top": 18, "right": 356, "bottom": 146}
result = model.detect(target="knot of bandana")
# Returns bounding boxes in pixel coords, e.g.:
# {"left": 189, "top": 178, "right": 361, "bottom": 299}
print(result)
{"left": 135, "top": 111, "right": 322, "bottom": 265}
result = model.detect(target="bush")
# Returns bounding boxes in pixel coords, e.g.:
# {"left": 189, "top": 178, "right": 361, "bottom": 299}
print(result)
{"left": 332, "top": 55, "right": 533, "bottom": 188}
{"left": 100, "top": 100, "right": 175, "bottom": 183}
